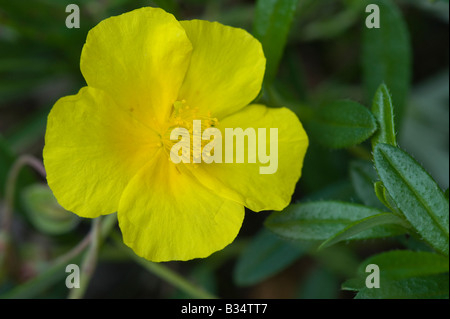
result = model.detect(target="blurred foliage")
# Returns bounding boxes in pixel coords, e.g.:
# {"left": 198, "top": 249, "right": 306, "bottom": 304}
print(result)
{"left": 21, "top": 183, "right": 80, "bottom": 235}
{"left": 0, "top": 0, "right": 448, "bottom": 299}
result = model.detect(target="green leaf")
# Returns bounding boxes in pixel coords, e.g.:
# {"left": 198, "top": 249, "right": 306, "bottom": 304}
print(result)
{"left": 265, "top": 201, "right": 406, "bottom": 242}
{"left": 349, "top": 160, "right": 385, "bottom": 209}
{"left": 373, "top": 181, "right": 402, "bottom": 214}
{"left": 374, "top": 144, "right": 449, "bottom": 255}
{"left": 361, "top": 250, "right": 449, "bottom": 280}
{"left": 343, "top": 250, "right": 449, "bottom": 294}
{"left": 374, "top": 181, "right": 390, "bottom": 210}
{"left": 371, "top": 83, "right": 397, "bottom": 148}
{"left": 253, "top": 0, "right": 298, "bottom": 84}
{"left": 398, "top": 234, "right": 434, "bottom": 253}
{"left": 21, "top": 184, "right": 80, "bottom": 235}
{"left": 307, "top": 100, "right": 377, "bottom": 149}
{"left": 362, "top": 0, "right": 411, "bottom": 128}
{"left": 355, "top": 274, "right": 449, "bottom": 299}
{"left": 319, "top": 213, "right": 409, "bottom": 250}
{"left": 234, "top": 229, "right": 305, "bottom": 286}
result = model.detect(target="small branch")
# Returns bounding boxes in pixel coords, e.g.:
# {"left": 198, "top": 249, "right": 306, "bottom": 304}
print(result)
{"left": 112, "top": 232, "right": 217, "bottom": 299}
{"left": 65, "top": 213, "right": 117, "bottom": 299}
{"left": 0, "top": 214, "right": 117, "bottom": 298}
{"left": 55, "top": 213, "right": 117, "bottom": 267}
{"left": 68, "top": 217, "right": 101, "bottom": 299}
{"left": 0, "top": 155, "right": 46, "bottom": 279}
{"left": 1, "top": 155, "right": 46, "bottom": 232}
{"left": 53, "top": 232, "right": 92, "bottom": 266}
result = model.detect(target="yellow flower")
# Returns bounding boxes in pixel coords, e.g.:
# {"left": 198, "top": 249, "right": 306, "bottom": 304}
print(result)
{"left": 43, "top": 7, "right": 308, "bottom": 262}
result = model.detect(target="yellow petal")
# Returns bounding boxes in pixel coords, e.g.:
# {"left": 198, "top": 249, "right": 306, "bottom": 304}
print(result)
{"left": 118, "top": 151, "right": 245, "bottom": 262}
{"left": 178, "top": 20, "right": 265, "bottom": 119}
{"left": 80, "top": 7, "right": 193, "bottom": 128}
{"left": 43, "top": 87, "right": 159, "bottom": 218}
{"left": 190, "top": 104, "right": 308, "bottom": 212}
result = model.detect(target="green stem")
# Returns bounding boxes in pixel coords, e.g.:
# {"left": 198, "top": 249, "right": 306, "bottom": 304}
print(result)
{"left": 0, "top": 214, "right": 117, "bottom": 298}
{"left": 55, "top": 213, "right": 117, "bottom": 267}
{"left": 68, "top": 217, "right": 101, "bottom": 299}
{"left": 112, "top": 232, "right": 217, "bottom": 299}
{"left": 2, "top": 155, "right": 46, "bottom": 232}
{"left": 53, "top": 231, "right": 92, "bottom": 266}
{"left": 1, "top": 155, "right": 46, "bottom": 279}
{"left": 65, "top": 213, "right": 117, "bottom": 299}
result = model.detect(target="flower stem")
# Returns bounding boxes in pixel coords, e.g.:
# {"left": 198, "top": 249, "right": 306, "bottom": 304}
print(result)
{"left": 68, "top": 217, "right": 101, "bottom": 299}
{"left": 1, "top": 155, "right": 46, "bottom": 280}
{"left": 0, "top": 214, "right": 117, "bottom": 298}
{"left": 2, "top": 155, "right": 46, "bottom": 233}
{"left": 65, "top": 213, "right": 117, "bottom": 299}
{"left": 112, "top": 232, "right": 217, "bottom": 299}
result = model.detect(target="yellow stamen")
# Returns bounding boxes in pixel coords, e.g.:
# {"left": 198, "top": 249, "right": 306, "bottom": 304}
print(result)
{"left": 161, "top": 100, "right": 218, "bottom": 163}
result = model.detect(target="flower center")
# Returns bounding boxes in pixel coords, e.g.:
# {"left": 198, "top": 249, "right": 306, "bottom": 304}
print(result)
{"left": 161, "top": 100, "right": 218, "bottom": 163}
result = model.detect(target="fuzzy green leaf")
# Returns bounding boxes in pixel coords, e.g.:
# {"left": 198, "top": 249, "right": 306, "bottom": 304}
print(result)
{"left": 308, "top": 100, "right": 377, "bottom": 149}
{"left": 319, "top": 213, "right": 409, "bottom": 250}
{"left": 355, "top": 274, "right": 449, "bottom": 299}
{"left": 265, "top": 201, "right": 406, "bottom": 242}
{"left": 374, "top": 144, "right": 449, "bottom": 255}
{"left": 361, "top": 250, "right": 449, "bottom": 280}
{"left": 371, "top": 83, "right": 397, "bottom": 148}
{"left": 373, "top": 180, "right": 403, "bottom": 215}
{"left": 374, "top": 181, "right": 390, "bottom": 210}
{"left": 343, "top": 250, "right": 449, "bottom": 295}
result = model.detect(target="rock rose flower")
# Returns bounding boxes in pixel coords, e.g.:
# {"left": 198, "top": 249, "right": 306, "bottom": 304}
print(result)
{"left": 43, "top": 7, "right": 308, "bottom": 261}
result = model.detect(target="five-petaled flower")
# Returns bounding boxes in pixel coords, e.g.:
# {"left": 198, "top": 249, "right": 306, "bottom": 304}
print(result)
{"left": 43, "top": 7, "right": 308, "bottom": 262}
